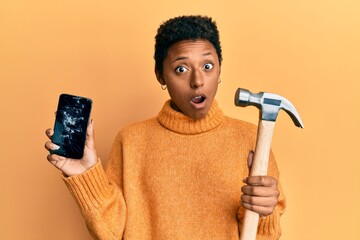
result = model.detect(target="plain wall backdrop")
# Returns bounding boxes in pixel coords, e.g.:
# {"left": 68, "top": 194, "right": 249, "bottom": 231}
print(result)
{"left": 1, "top": 0, "right": 359, "bottom": 239}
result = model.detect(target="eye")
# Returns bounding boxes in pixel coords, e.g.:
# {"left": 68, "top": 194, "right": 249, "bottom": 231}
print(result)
{"left": 175, "top": 66, "right": 188, "bottom": 73}
{"left": 204, "top": 63, "right": 214, "bottom": 70}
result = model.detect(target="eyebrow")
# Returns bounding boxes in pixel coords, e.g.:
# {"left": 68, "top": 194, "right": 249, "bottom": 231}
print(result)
{"left": 171, "top": 56, "right": 188, "bottom": 63}
{"left": 170, "top": 52, "right": 213, "bottom": 63}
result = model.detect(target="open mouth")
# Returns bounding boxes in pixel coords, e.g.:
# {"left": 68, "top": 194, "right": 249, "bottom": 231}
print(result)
{"left": 190, "top": 95, "right": 206, "bottom": 104}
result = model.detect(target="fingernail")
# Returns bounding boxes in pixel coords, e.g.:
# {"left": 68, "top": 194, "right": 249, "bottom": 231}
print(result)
{"left": 243, "top": 178, "right": 247, "bottom": 183}
{"left": 52, "top": 144, "right": 60, "bottom": 150}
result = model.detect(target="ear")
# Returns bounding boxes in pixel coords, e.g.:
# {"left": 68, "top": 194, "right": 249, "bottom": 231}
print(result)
{"left": 155, "top": 68, "right": 165, "bottom": 85}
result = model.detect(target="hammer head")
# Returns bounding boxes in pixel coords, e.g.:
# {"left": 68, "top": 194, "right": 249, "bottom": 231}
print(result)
{"left": 234, "top": 88, "right": 304, "bottom": 128}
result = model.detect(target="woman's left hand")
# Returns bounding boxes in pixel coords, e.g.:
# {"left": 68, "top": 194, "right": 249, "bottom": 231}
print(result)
{"left": 240, "top": 150, "right": 280, "bottom": 217}
{"left": 241, "top": 175, "right": 280, "bottom": 217}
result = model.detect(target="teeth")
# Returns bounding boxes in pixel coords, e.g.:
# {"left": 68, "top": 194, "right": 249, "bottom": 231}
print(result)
{"left": 191, "top": 96, "right": 204, "bottom": 103}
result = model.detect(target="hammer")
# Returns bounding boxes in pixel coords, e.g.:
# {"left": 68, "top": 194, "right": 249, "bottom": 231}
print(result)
{"left": 234, "top": 88, "right": 304, "bottom": 240}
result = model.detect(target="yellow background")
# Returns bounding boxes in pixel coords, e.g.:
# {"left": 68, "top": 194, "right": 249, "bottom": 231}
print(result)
{"left": 1, "top": 0, "right": 359, "bottom": 239}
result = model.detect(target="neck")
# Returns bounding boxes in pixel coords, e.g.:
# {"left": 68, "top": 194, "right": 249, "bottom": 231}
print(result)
{"left": 170, "top": 100, "right": 182, "bottom": 113}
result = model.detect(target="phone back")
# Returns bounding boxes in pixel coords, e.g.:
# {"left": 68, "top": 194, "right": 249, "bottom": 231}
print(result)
{"left": 51, "top": 94, "right": 92, "bottom": 159}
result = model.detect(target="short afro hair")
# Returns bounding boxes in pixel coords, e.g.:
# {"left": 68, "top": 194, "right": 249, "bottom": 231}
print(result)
{"left": 154, "top": 15, "right": 222, "bottom": 75}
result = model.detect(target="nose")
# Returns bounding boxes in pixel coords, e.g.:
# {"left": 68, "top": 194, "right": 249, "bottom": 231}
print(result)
{"left": 190, "top": 69, "right": 204, "bottom": 88}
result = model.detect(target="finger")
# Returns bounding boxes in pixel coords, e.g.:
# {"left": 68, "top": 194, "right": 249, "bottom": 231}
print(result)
{"left": 46, "top": 153, "right": 66, "bottom": 165}
{"left": 243, "top": 176, "right": 278, "bottom": 187}
{"left": 44, "top": 141, "right": 60, "bottom": 151}
{"left": 47, "top": 153, "right": 67, "bottom": 169}
{"left": 47, "top": 153, "right": 66, "bottom": 162}
{"left": 241, "top": 194, "right": 278, "bottom": 208}
{"left": 85, "top": 119, "right": 95, "bottom": 150}
{"left": 241, "top": 185, "right": 279, "bottom": 197}
{"left": 47, "top": 154, "right": 69, "bottom": 172}
{"left": 45, "top": 128, "right": 54, "bottom": 140}
{"left": 241, "top": 202, "right": 275, "bottom": 217}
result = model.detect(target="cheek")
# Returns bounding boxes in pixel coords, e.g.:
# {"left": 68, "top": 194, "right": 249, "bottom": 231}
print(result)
{"left": 208, "top": 74, "right": 220, "bottom": 88}
{"left": 211, "top": 83, "right": 219, "bottom": 97}
{"left": 166, "top": 75, "right": 188, "bottom": 90}
{"left": 166, "top": 83, "right": 184, "bottom": 101}
{"left": 207, "top": 78, "right": 219, "bottom": 98}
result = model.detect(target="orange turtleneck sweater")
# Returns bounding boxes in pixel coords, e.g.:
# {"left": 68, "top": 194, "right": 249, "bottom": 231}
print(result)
{"left": 63, "top": 100, "right": 286, "bottom": 240}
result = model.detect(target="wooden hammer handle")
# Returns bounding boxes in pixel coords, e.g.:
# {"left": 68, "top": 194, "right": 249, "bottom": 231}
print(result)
{"left": 240, "top": 120, "right": 276, "bottom": 240}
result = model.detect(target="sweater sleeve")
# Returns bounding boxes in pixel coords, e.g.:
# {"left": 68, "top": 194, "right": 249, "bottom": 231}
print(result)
{"left": 237, "top": 150, "right": 286, "bottom": 239}
{"left": 62, "top": 133, "right": 127, "bottom": 240}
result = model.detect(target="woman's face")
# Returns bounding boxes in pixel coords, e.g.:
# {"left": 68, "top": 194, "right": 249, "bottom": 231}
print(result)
{"left": 156, "top": 39, "right": 221, "bottom": 120}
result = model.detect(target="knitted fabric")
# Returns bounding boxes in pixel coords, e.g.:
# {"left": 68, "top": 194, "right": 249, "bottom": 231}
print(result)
{"left": 63, "top": 100, "right": 285, "bottom": 239}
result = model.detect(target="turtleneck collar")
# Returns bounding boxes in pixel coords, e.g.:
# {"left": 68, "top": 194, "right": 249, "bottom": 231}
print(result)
{"left": 157, "top": 99, "right": 225, "bottom": 135}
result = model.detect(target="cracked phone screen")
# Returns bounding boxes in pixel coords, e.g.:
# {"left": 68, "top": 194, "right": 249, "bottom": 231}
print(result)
{"left": 51, "top": 94, "right": 92, "bottom": 159}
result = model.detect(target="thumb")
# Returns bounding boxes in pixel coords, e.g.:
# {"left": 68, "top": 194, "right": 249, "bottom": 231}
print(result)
{"left": 85, "top": 119, "right": 96, "bottom": 150}
{"left": 247, "top": 150, "right": 255, "bottom": 173}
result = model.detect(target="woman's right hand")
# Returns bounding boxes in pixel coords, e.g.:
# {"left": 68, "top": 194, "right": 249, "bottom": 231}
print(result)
{"left": 44, "top": 120, "right": 98, "bottom": 177}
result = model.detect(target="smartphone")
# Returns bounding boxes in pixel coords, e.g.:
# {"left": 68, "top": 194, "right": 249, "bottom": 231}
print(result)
{"left": 51, "top": 94, "right": 92, "bottom": 159}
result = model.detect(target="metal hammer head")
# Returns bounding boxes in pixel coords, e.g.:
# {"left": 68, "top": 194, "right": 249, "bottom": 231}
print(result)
{"left": 234, "top": 88, "right": 304, "bottom": 128}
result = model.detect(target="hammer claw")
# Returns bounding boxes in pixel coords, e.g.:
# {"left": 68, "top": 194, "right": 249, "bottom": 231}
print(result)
{"left": 281, "top": 98, "right": 304, "bottom": 128}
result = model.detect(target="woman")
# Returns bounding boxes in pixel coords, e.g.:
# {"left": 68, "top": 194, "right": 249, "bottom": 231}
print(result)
{"left": 45, "top": 15, "right": 285, "bottom": 239}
